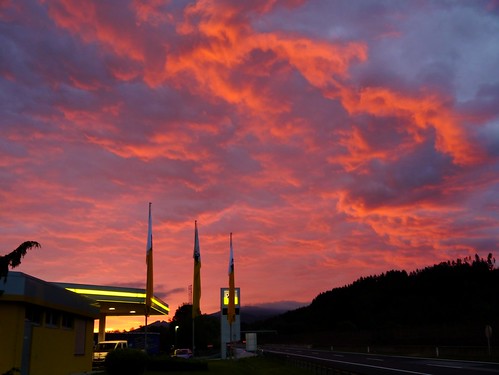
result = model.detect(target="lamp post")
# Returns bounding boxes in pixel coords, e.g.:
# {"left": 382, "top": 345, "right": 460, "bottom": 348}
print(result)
{"left": 175, "top": 325, "right": 179, "bottom": 348}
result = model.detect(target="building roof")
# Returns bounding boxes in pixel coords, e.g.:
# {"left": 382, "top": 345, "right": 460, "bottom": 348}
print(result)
{"left": 53, "top": 282, "right": 169, "bottom": 316}
{"left": 0, "top": 272, "right": 100, "bottom": 318}
{"left": 0, "top": 272, "right": 169, "bottom": 318}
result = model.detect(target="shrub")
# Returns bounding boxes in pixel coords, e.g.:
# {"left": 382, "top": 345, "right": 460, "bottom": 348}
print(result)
{"left": 105, "top": 349, "right": 148, "bottom": 375}
{"left": 147, "top": 355, "right": 208, "bottom": 371}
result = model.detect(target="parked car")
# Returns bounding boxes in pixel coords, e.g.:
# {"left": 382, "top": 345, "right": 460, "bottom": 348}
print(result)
{"left": 93, "top": 340, "right": 128, "bottom": 363}
{"left": 171, "top": 348, "right": 192, "bottom": 359}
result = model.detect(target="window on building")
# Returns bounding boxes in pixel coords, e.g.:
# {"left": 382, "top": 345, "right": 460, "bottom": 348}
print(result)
{"left": 62, "top": 313, "right": 74, "bottom": 329}
{"left": 45, "top": 309, "right": 60, "bottom": 328}
{"left": 25, "top": 306, "right": 42, "bottom": 325}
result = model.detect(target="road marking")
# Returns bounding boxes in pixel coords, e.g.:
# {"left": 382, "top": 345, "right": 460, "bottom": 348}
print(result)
{"left": 265, "top": 350, "right": 432, "bottom": 375}
{"left": 427, "top": 364, "right": 462, "bottom": 369}
{"left": 367, "top": 358, "right": 384, "bottom": 362}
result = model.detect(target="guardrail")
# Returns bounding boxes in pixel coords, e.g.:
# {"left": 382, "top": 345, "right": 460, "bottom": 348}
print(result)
{"left": 326, "top": 344, "right": 499, "bottom": 362}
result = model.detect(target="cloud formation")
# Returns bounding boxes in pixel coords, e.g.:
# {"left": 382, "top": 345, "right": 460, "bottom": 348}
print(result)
{"left": 1, "top": 0, "right": 499, "bottom": 327}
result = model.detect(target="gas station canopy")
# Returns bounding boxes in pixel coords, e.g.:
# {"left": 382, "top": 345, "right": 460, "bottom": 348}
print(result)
{"left": 53, "top": 282, "right": 169, "bottom": 316}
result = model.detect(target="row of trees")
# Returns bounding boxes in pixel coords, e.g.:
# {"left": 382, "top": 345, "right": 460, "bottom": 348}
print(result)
{"left": 135, "top": 304, "right": 220, "bottom": 354}
{"left": 250, "top": 254, "right": 499, "bottom": 346}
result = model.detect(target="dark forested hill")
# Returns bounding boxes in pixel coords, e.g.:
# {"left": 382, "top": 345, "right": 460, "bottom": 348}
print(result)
{"left": 250, "top": 254, "right": 499, "bottom": 346}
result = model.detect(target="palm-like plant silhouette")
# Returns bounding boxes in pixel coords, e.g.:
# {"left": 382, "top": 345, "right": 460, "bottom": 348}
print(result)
{"left": 0, "top": 241, "right": 41, "bottom": 282}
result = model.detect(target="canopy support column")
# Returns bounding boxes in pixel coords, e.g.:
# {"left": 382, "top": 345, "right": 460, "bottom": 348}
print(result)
{"left": 98, "top": 313, "right": 107, "bottom": 342}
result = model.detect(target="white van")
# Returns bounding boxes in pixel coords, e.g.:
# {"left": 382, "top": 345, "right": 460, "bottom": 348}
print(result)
{"left": 93, "top": 340, "right": 128, "bottom": 362}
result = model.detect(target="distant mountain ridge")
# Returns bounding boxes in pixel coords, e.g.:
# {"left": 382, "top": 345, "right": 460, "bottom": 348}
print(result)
{"left": 241, "top": 301, "right": 308, "bottom": 323}
{"left": 209, "top": 300, "right": 307, "bottom": 324}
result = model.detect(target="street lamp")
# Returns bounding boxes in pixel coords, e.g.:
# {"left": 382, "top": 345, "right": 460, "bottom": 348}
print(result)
{"left": 175, "top": 325, "right": 179, "bottom": 348}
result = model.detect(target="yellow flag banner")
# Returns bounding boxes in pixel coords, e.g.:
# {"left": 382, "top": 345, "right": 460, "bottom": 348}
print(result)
{"left": 145, "top": 202, "right": 153, "bottom": 316}
{"left": 227, "top": 232, "right": 235, "bottom": 324}
{"left": 192, "top": 220, "right": 201, "bottom": 318}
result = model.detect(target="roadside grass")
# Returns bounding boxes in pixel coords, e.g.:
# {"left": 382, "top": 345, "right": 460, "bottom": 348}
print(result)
{"left": 145, "top": 357, "right": 308, "bottom": 375}
{"left": 95, "top": 356, "right": 308, "bottom": 375}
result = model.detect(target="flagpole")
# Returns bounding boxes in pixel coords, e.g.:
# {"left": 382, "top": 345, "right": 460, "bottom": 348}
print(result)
{"left": 145, "top": 202, "right": 153, "bottom": 353}
{"left": 145, "top": 315, "right": 148, "bottom": 352}
{"left": 192, "top": 220, "right": 201, "bottom": 356}
{"left": 227, "top": 232, "right": 235, "bottom": 359}
{"left": 229, "top": 322, "right": 232, "bottom": 359}
{"left": 192, "top": 222, "right": 195, "bottom": 356}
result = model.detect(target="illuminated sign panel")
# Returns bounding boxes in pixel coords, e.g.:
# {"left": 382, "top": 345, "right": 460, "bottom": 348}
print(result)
{"left": 222, "top": 288, "right": 239, "bottom": 306}
{"left": 220, "top": 287, "right": 241, "bottom": 359}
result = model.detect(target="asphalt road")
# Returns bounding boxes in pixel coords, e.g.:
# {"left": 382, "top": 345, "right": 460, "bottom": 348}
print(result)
{"left": 262, "top": 345, "right": 499, "bottom": 374}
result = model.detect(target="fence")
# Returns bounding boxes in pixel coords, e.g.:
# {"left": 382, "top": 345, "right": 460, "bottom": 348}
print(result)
{"left": 330, "top": 344, "right": 499, "bottom": 361}
{"left": 263, "top": 344, "right": 499, "bottom": 374}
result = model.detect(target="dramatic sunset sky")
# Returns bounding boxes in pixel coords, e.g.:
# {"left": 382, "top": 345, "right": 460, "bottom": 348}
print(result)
{"left": 2, "top": 0, "right": 499, "bottom": 330}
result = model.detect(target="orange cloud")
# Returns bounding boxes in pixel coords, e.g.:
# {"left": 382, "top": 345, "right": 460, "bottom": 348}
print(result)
{"left": 43, "top": 0, "right": 484, "bottom": 171}
{"left": 335, "top": 185, "right": 478, "bottom": 263}
{"left": 340, "top": 86, "right": 483, "bottom": 166}
{"left": 163, "top": 0, "right": 367, "bottom": 116}
{"left": 334, "top": 126, "right": 394, "bottom": 173}
{"left": 132, "top": 0, "right": 173, "bottom": 26}
{"left": 160, "top": 0, "right": 481, "bottom": 174}
{"left": 44, "top": 0, "right": 147, "bottom": 62}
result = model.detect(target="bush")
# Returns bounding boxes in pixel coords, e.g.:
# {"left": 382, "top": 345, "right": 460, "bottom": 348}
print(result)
{"left": 105, "top": 349, "right": 148, "bottom": 375}
{"left": 147, "top": 355, "right": 208, "bottom": 371}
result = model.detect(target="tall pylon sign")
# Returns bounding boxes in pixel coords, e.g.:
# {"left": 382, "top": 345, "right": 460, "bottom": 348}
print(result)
{"left": 220, "top": 287, "right": 240, "bottom": 359}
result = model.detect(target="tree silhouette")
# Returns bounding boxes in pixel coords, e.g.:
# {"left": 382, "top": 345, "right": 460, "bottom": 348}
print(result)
{"left": 251, "top": 253, "right": 499, "bottom": 346}
{"left": 169, "top": 304, "right": 220, "bottom": 352}
{"left": 0, "top": 241, "right": 40, "bottom": 282}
